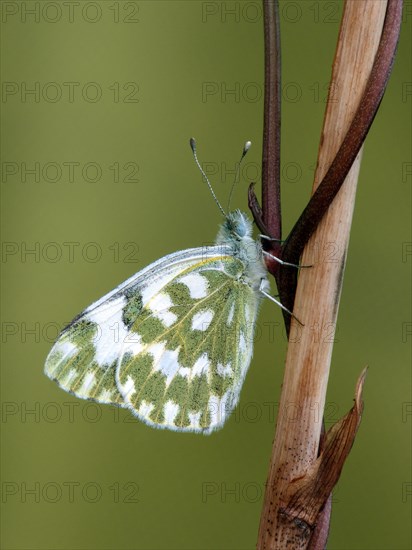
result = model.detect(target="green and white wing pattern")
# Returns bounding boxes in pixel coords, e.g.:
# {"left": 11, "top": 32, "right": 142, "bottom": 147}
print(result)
{"left": 44, "top": 298, "right": 126, "bottom": 408}
{"left": 117, "top": 254, "right": 261, "bottom": 433}
{"left": 45, "top": 248, "right": 227, "bottom": 408}
{"left": 45, "top": 245, "right": 262, "bottom": 433}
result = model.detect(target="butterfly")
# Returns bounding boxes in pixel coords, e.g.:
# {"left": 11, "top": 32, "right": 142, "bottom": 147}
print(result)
{"left": 44, "top": 140, "right": 294, "bottom": 434}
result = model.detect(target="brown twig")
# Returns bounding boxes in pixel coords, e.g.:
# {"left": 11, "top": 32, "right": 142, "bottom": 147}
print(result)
{"left": 261, "top": 0, "right": 282, "bottom": 244}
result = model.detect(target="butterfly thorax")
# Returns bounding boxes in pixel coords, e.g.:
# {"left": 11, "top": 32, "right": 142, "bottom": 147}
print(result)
{"left": 215, "top": 210, "right": 269, "bottom": 293}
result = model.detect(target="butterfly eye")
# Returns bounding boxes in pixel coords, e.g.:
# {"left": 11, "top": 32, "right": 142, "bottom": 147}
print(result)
{"left": 234, "top": 222, "right": 247, "bottom": 238}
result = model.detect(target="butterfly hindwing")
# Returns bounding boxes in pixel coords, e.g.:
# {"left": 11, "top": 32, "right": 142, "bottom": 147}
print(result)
{"left": 116, "top": 255, "right": 261, "bottom": 433}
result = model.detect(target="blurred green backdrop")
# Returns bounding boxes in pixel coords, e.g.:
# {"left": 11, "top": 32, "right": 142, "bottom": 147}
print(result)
{"left": 1, "top": 1, "right": 411, "bottom": 549}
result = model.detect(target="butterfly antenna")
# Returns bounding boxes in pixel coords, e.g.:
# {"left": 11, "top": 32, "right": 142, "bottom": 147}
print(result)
{"left": 190, "top": 138, "right": 226, "bottom": 217}
{"left": 227, "top": 140, "right": 252, "bottom": 212}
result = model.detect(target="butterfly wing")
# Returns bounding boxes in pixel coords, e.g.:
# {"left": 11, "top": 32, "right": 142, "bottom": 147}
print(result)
{"left": 115, "top": 254, "right": 263, "bottom": 433}
{"left": 44, "top": 247, "right": 232, "bottom": 407}
{"left": 45, "top": 245, "right": 264, "bottom": 433}
{"left": 44, "top": 299, "right": 127, "bottom": 407}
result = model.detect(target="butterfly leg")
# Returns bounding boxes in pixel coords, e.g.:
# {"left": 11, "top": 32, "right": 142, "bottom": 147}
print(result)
{"left": 259, "top": 234, "right": 285, "bottom": 244}
{"left": 263, "top": 250, "right": 312, "bottom": 269}
{"left": 259, "top": 280, "right": 304, "bottom": 326}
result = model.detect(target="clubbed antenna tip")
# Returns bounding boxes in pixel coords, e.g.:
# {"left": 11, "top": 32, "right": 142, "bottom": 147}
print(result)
{"left": 243, "top": 141, "right": 252, "bottom": 157}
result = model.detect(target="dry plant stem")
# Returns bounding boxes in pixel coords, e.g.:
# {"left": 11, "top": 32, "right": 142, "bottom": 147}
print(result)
{"left": 262, "top": 0, "right": 282, "bottom": 244}
{"left": 257, "top": 2, "right": 389, "bottom": 548}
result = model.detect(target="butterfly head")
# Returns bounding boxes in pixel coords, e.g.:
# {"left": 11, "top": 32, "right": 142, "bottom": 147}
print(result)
{"left": 216, "top": 210, "right": 253, "bottom": 244}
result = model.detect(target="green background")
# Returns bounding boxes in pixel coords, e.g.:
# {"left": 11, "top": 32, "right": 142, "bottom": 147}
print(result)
{"left": 1, "top": 1, "right": 411, "bottom": 549}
